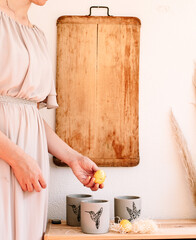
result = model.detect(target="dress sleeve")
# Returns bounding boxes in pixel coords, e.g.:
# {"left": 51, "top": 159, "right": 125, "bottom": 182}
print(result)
{"left": 38, "top": 79, "right": 59, "bottom": 109}
{"left": 46, "top": 82, "right": 59, "bottom": 109}
{"left": 38, "top": 95, "right": 59, "bottom": 110}
{"left": 37, "top": 29, "right": 59, "bottom": 110}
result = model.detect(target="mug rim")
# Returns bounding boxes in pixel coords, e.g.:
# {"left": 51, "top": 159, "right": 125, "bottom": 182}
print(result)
{"left": 67, "top": 194, "right": 93, "bottom": 198}
{"left": 114, "top": 195, "right": 140, "bottom": 200}
{"left": 81, "top": 199, "right": 109, "bottom": 204}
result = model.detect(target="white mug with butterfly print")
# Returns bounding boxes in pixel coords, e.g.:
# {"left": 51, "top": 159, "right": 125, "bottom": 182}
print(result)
{"left": 66, "top": 194, "right": 93, "bottom": 226}
{"left": 81, "top": 200, "right": 110, "bottom": 234}
{"left": 114, "top": 196, "right": 141, "bottom": 223}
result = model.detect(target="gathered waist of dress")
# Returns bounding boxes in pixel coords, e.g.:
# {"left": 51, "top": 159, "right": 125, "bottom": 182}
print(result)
{"left": 0, "top": 95, "right": 39, "bottom": 108}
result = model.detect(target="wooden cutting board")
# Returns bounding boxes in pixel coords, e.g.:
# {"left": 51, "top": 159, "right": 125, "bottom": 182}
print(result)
{"left": 54, "top": 16, "right": 141, "bottom": 167}
{"left": 44, "top": 219, "right": 196, "bottom": 239}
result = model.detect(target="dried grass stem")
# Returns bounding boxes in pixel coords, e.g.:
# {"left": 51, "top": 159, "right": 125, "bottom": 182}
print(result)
{"left": 170, "top": 110, "right": 196, "bottom": 207}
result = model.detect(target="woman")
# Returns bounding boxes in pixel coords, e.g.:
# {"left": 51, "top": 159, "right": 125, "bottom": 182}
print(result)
{"left": 0, "top": 0, "right": 104, "bottom": 239}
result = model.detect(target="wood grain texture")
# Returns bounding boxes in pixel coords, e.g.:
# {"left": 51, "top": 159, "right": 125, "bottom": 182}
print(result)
{"left": 56, "top": 22, "right": 97, "bottom": 157}
{"left": 44, "top": 219, "right": 196, "bottom": 240}
{"left": 54, "top": 16, "right": 140, "bottom": 167}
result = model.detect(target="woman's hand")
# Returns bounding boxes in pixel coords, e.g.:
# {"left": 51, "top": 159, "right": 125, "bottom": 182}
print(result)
{"left": 0, "top": 130, "right": 46, "bottom": 193}
{"left": 12, "top": 155, "right": 47, "bottom": 193}
{"left": 69, "top": 156, "right": 104, "bottom": 191}
{"left": 42, "top": 120, "right": 104, "bottom": 191}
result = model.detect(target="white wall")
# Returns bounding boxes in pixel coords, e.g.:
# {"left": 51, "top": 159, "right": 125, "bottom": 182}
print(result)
{"left": 29, "top": 0, "right": 196, "bottom": 220}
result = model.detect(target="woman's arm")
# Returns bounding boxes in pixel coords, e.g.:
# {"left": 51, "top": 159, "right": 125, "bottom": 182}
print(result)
{"left": 0, "top": 130, "right": 46, "bottom": 192}
{"left": 43, "top": 119, "right": 104, "bottom": 191}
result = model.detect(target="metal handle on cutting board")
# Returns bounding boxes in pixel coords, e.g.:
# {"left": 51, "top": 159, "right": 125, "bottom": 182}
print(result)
{"left": 88, "top": 6, "right": 111, "bottom": 16}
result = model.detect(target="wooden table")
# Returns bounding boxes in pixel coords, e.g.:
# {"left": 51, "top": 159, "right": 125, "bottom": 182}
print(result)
{"left": 44, "top": 219, "right": 196, "bottom": 240}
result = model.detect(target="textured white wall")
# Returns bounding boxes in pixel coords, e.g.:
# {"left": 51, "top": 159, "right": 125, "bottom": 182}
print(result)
{"left": 29, "top": 0, "right": 196, "bottom": 220}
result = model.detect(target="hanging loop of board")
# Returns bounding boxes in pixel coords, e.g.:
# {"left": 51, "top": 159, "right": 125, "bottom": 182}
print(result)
{"left": 88, "top": 6, "right": 111, "bottom": 16}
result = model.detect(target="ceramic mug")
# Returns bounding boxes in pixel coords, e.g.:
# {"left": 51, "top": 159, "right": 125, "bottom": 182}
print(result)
{"left": 81, "top": 200, "right": 110, "bottom": 234}
{"left": 114, "top": 196, "right": 141, "bottom": 223}
{"left": 66, "top": 194, "right": 93, "bottom": 226}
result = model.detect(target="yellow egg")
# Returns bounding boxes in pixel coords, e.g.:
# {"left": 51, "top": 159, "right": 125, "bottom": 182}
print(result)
{"left": 93, "top": 170, "right": 106, "bottom": 184}
{"left": 120, "top": 219, "right": 132, "bottom": 233}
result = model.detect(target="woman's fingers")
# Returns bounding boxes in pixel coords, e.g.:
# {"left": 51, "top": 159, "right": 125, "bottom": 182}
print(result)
{"left": 21, "top": 176, "right": 46, "bottom": 193}
{"left": 83, "top": 176, "right": 96, "bottom": 188}
{"left": 91, "top": 183, "right": 99, "bottom": 191}
{"left": 92, "top": 162, "right": 99, "bottom": 172}
{"left": 21, "top": 174, "right": 46, "bottom": 192}
{"left": 83, "top": 176, "right": 104, "bottom": 191}
{"left": 85, "top": 177, "right": 95, "bottom": 188}
{"left": 21, "top": 183, "right": 27, "bottom": 192}
{"left": 27, "top": 182, "right": 34, "bottom": 192}
{"left": 32, "top": 179, "right": 42, "bottom": 192}
{"left": 18, "top": 178, "right": 27, "bottom": 192}
{"left": 38, "top": 175, "right": 47, "bottom": 189}
{"left": 83, "top": 176, "right": 91, "bottom": 186}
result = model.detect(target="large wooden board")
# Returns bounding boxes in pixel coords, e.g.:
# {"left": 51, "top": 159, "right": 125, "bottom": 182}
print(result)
{"left": 54, "top": 16, "right": 141, "bottom": 167}
{"left": 44, "top": 219, "right": 196, "bottom": 240}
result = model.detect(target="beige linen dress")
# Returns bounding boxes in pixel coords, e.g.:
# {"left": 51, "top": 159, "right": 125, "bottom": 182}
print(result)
{"left": 0, "top": 8, "right": 58, "bottom": 240}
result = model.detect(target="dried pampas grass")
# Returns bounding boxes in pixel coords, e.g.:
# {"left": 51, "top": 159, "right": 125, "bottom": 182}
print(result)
{"left": 110, "top": 219, "right": 158, "bottom": 234}
{"left": 131, "top": 219, "right": 158, "bottom": 234}
{"left": 170, "top": 110, "right": 196, "bottom": 207}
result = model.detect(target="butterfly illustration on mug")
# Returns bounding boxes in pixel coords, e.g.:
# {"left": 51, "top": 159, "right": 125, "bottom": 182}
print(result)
{"left": 126, "top": 202, "right": 141, "bottom": 221}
